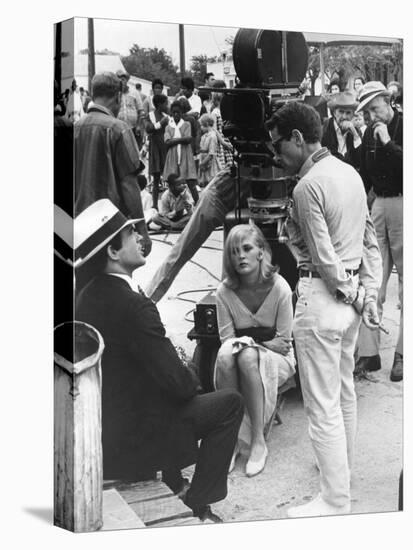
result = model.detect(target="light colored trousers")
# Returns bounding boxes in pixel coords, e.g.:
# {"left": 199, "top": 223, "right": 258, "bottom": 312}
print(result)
{"left": 293, "top": 276, "right": 361, "bottom": 507}
{"left": 145, "top": 180, "right": 229, "bottom": 302}
{"left": 357, "top": 196, "right": 403, "bottom": 357}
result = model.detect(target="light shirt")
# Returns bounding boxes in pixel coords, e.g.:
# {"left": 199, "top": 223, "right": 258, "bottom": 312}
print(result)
{"left": 159, "top": 187, "right": 194, "bottom": 217}
{"left": 287, "top": 148, "right": 382, "bottom": 303}
{"left": 178, "top": 93, "right": 202, "bottom": 115}
{"left": 118, "top": 87, "right": 144, "bottom": 129}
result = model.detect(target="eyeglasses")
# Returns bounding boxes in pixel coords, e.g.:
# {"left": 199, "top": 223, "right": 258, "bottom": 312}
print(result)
{"left": 271, "top": 136, "right": 287, "bottom": 154}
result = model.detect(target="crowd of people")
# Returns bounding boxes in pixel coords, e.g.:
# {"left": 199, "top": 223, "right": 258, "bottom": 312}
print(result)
{"left": 54, "top": 65, "right": 402, "bottom": 522}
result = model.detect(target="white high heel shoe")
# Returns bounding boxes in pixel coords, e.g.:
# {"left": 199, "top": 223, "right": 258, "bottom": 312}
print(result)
{"left": 245, "top": 446, "right": 268, "bottom": 477}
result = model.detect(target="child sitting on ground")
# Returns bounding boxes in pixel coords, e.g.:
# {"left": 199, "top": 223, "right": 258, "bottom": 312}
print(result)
{"left": 152, "top": 173, "right": 194, "bottom": 231}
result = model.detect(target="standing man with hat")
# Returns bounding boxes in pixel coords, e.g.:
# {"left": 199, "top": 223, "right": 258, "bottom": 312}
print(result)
{"left": 75, "top": 199, "right": 243, "bottom": 523}
{"left": 266, "top": 102, "right": 382, "bottom": 517}
{"left": 322, "top": 91, "right": 361, "bottom": 170}
{"left": 354, "top": 81, "right": 403, "bottom": 381}
{"left": 74, "top": 72, "right": 151, "bottom": 264}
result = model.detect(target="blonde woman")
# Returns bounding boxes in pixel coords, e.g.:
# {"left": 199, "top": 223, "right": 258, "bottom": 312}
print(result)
{"left": 214, "top": 223, "right": 296, "bottom": 477}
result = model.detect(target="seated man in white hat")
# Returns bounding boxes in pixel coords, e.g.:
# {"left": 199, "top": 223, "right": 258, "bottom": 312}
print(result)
{"left": 74, "top": 199, "right": 243, "bottom": 523}
{"left": 322, "top": 91, "right": 361, "bottom": 171}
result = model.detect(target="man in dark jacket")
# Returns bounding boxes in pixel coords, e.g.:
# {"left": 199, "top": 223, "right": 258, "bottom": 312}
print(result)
{"left": 322, "top": 91, "right": 362, "bottom": 171}
{"left": 354, "top": 81, "right": 403, "bottom": 382}
{"left": 75, "top": 199, "right": 243, "bottom": 523}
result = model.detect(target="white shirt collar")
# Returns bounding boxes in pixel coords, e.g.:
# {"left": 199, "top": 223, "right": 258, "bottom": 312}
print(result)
{"left": 108, "top": 273, "right": 136, "bottom": 291}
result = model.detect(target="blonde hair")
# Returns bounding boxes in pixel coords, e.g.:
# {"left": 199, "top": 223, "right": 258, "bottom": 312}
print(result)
{"left": 199, "top": 113, "right": 214, "bottom": 127}
{"left": 223, "top": 223, "right": 277, "bottom": 289}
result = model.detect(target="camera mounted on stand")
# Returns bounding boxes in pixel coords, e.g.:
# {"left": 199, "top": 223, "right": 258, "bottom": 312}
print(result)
{"left": 190, "top": 28, "right": 310, "bottom": 391}
{"left": 209, "top": 28, "right": 309, "bottom": 243}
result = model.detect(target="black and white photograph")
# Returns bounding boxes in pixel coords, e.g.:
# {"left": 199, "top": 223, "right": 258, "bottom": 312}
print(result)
{"left": 3, "top": 1, "right": 410, "bottom": 548}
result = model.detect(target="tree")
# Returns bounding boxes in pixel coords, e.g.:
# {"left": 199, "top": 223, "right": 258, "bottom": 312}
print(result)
{"left": 189, "top": 54, "right": 220, "bottom": 88}
{"left": 121, "top": 44, "right": 181, "bottom": 94}
{"left": 307, "top": 42, "right": 403, "bottom": 93}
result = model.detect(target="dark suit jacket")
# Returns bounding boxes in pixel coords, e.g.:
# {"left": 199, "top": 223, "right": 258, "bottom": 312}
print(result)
{"left": 359, "top": 108, "right": 402, "bottom": 196}
{"left": 322, "top": 117, "right": 361, "bottom": 171}
{"left": 76, "top": 274, "right": 199, "bottom": 479}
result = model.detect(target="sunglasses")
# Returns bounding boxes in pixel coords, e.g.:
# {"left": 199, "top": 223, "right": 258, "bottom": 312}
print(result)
{"left": 271, "top": 136, "right": 287, "bottom": 154}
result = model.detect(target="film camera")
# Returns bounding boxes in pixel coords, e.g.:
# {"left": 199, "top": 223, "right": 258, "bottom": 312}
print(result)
{"left": 191, "top": 28, "right": 313, "bottom": 389}
{"left": 217, "top": 28, "right": 309, "bottom": 238}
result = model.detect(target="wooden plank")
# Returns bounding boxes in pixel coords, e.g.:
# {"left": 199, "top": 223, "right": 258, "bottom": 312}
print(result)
{"left": 153, "top": 516, "right": 214, "bottom": 527}
{"left": 118, "top": 480, "right": 173, "bottom": 504}
{"left": 129, "top": 495, "right": 193, "bottom": 525}
{"left": 101, "top": 489, "right": 146, "bottom": 530}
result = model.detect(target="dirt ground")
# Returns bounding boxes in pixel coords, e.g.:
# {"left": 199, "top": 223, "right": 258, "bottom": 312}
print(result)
{"left": 137, "top": 227, "right": 403, "bottom": 522}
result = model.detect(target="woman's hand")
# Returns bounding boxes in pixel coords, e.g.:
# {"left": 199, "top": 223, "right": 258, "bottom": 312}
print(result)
{"left": 265, "top": 336, "right": 293, "bottom": 356}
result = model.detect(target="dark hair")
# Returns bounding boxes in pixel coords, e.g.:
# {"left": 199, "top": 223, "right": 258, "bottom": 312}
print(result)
{"left": 76, "top": 230, "right": 124, "bottom": 289}
{"left": 92, "top": 72, "right": 121, "bottom": 100}
{"left": 177, "top": 96, "right": 191, "bottom": 113}
{"left": 199, "top": 90, "right": 211, "bottom": 102}
{"left": 170, "top": 100, "right": 182, "bottom": 112}
{"left": 166, "top": 173, "right": 180, "bottom": 186}
{"left": 181, "top": 77, "right": 194, "bottom": 91}
{"left": 152, "top": 78, "right": 164, "bottom": 89}
{"left": 266, "top": 102, "right": 322, "bottom": 144}
{"left": 153, "top": 93, "right": 168, "bottom": 109}
{"left": 212, "top": 79, "right": 226, "bottom": 89}
{"left": 354, "top": 76, "right": 365, "bottom": 86}
{"left": 328, "top": 79, "right": 341, "bottom": 93}
{"left": 205, "top": 72, "right": 214, "bottom": 81}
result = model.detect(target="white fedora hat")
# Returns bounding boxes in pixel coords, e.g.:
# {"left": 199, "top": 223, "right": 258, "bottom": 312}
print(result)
{"left": 54, "top": 200, "right": 143, "bottom": 268}
{"left": 356, "top": 81, "right": 391, "bottom": 112}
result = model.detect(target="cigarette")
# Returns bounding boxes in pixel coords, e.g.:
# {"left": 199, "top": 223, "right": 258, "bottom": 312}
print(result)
{"left": 378, "top": 323, "right": 389, "bottom": 335}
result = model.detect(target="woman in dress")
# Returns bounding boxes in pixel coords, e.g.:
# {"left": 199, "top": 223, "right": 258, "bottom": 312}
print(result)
{"left": 214, "top": 223, "right": 296, "bottom": 477}
{"left": 198, "top": 113, "right": 221, "bottom": 187}
{"left": 145, "top": 93, "right": 169, "bottom": 209}
{"left": 163, "top": 101, "right": 198, "bottom": 202}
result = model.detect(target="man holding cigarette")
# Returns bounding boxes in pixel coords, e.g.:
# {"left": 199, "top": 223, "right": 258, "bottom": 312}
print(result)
{"left": 267, "top": 102, "right": 382, "bottom": 517}
{"left": 354, "top": 81, "right": 403, "bottom": 382}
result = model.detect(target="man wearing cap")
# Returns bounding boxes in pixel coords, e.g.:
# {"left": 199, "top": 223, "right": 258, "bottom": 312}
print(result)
{"left": 355, "top": 81, "right": 403, "bottom": 381}
{"left": 116, "top": 69, "right": 145, "bottom": 147}
{"left": 266, "top": 102, "right": 382, "bottom": 518}
{"left": 322, "top": 91, "right": 361, "bottom": 170}
{"left": 75, "top": 199, "right": 243, "bottom": 523}
{"left": 74, "top": 72, "right": 151, "bottom": 260}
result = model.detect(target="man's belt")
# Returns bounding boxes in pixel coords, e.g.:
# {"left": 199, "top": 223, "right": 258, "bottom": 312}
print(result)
{"left": 299, "top": 268, "right": 359, "bottom": 278}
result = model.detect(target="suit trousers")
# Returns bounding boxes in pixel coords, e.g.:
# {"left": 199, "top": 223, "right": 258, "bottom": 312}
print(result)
{"left": 293, "top": 276, "right": 361, "bottom": 507}
{"left": 163, "top": 388, "right": 243, "bottom": 508}
{"left": 357, "top": 196, "right": 403, "bottom": 357}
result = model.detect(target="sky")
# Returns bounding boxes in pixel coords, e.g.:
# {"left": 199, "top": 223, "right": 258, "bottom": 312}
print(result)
{"left": 73, "top": 17, "right": 236, "bottom": 67}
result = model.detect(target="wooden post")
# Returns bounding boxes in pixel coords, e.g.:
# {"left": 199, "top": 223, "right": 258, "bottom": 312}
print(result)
{"left": 54, "top": 321, "right": 105, "bottom": 532}
{"left": 179, "top": 24, "right": 185, "bottom": 76}
{"left": 54, "top": 22, "right": 62, "bottom": 95}
{"left": 88, "top": 18, "right": 95, "bottom": 94}
{"left": 319, "top": 43, "right": 325, "bottom": 93}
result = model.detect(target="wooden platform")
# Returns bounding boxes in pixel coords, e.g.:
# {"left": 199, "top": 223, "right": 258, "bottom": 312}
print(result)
{"left": 102, "top": 478, "right": 213, "bottom": 529}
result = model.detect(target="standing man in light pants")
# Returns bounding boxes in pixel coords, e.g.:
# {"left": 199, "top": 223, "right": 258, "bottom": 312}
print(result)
{"left": 267, "top": 102, "right": 382, "bottom": 517}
